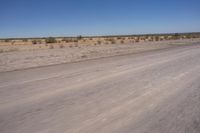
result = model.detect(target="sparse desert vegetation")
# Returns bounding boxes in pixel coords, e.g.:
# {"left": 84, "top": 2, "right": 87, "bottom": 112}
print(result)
{"left": 0, "top": 32, "right": 200, "bottom": 72}
{"left": 32, "top": 40, "right": 38, "bottom": 45}
{"left": 0, "top": 33, "right": 200, "bottom": 52}
{"left": 1, "top": 0, "right": 200, "bottom": 132}
{"left": 45, "top": 37, "right": 57, "bottom": 43}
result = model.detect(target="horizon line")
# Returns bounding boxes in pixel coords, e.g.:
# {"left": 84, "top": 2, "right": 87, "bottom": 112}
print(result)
{"left": 1, "top": 31, "right": 200, "bottom": 40}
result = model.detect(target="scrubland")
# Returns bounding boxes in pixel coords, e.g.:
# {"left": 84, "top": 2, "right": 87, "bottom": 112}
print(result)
{"left": 0, "top": 33, "right": 200, "bottom": 72}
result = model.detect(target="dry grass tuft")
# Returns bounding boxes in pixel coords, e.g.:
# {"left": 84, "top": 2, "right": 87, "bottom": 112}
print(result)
{"left": 120, "top": 40, "right": 124, "bottom": 44}
{"left": 46, "top": 37, "right": 57, "bottom": 43}
{"left": 97, "top": 40, "right": 101, "bottom": 45}
{"left": 0, "top": 49, "right": 4, "bottom": 53}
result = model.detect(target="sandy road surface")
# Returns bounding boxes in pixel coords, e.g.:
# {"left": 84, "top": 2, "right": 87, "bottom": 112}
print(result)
{"left": 0, "top": 44, "right": 200, "bottom": 133}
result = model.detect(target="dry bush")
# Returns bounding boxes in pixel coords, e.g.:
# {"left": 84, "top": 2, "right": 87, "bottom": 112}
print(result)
{"left": 32, "top": 39, "right": 42, "bottom": 44}
{"left": 135, "top": 37, "right": 140, "bottom": 42}
{"left": 140, "top": 37, "right": 145, "bottom": 41}
{"left": 81, "top": 55, "right": 87, "bottom": 58}
{"left": 0, "top": 49, "right": 4, "bottom": 53}
{"left": 120, "top": 40, "right": 124, "bottom": 44}
{"left": 74, "top": 39, "right": 78, "bottom": 43}
{"left": 163, "top": 36, "right": 169, "bottom": 40}
{"left": 64, "top": 38, "right": 74, "bottom": 43}
{"left": 131, "top": 37, "right": 135, "bottom": 39}
{"left": 155, "top": 36, "right": 159, "bottom": 41}
{"left": 104, "top": 38, "right": 111, "bottom": 42}
{"left": 143, "top": 36, "right": 149, "bottom": 40}
{"left": 173, "top": 33, "right": 180, "bottom": 40}
{"left": 22, "top": 39, "right": 28, "bottom": 42}
{"left": 32, "top": 40, "right": 37, "bottom": 45}
{"left": 149, "top": 37, "right": 154, "bottom": 41}
{"left": 4, "top": 39, "right": 11, "bottom": 42}
{"left": 45, "top": 37, "right": 57, "bottom": 43}
{"left": 37, "top": 40, "right": 42, "bottom": 44}
{"left": 185, "top": 34, "right": 199, "bottom": 39}
{"left": 105, "top": 38, "right": 116, "bottom": 44}
{"left": 62, "top": 38, "right": 69, "bottom": 43}
{"left": 77, "top": 35, "right": 82, "bottom": 40}
{"left": 97, "top": 40, "right": 101, "bottom": 45}
{"left": 185, "top": 35, "right": 192, "bottom": 39}
{"left": 111, "top": 39, "right": 116, "bottom": 44}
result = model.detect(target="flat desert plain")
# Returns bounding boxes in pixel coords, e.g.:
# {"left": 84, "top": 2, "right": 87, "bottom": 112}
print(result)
{"left": 0, "top": 39, "right": 200, "bottom": 133}
{"left": 0, "top": 37, "right": 200, "bottom": 72}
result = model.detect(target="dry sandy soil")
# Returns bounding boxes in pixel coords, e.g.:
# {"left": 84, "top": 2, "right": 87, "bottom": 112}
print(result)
{"left": 0, "top": 38, "right": 200, "bottom": 72}
{"left": 0, "top": 43, "right": 200, "bottom": 133}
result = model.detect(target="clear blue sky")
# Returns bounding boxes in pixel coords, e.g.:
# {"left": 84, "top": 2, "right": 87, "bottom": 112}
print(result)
{"left": 0, "top": 0, "right": 200, "bottom": 38}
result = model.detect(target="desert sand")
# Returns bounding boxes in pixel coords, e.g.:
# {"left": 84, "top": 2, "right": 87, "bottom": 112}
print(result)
{"left": 0, "top": 38, "right": 200, "bottom": 72}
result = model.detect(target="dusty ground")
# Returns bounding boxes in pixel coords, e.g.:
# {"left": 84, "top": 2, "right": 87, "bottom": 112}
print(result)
{"left": 0, "top": 38, "right": 200, "bottom": 72}
{"left": 0, "top": 44, "right": 200, "bottom": 133}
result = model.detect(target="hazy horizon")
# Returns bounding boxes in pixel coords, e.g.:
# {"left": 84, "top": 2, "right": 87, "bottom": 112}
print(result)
{"left": 0, "top": 32, "right": 200, "bottom": 40}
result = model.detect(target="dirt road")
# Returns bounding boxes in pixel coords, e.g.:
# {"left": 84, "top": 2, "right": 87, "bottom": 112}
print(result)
{"left": 0, "top": 44, "right": 200, "bottom": 133}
